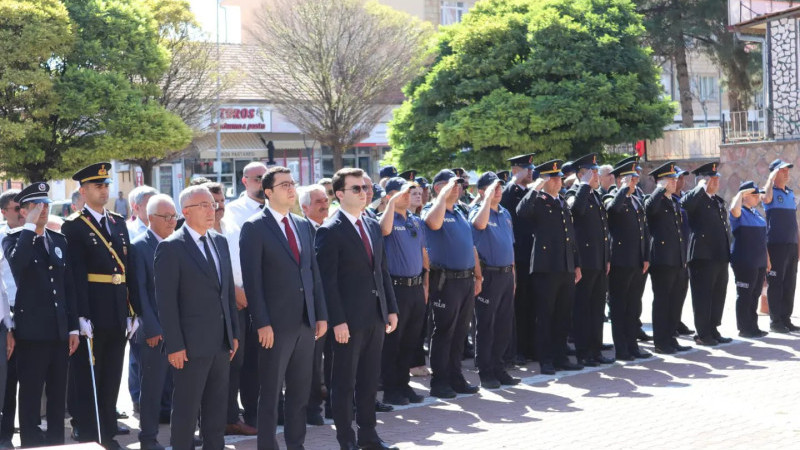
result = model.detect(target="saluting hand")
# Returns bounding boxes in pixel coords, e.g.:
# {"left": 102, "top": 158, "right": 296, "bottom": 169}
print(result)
{"left": 24, "top": 203, "right": 44, "bottom": 225}
{"left": 258, "top": 325, "right": 274, "bottom": 349}
{"left": 386, "top": 313, "right": 398, "bottom": 334}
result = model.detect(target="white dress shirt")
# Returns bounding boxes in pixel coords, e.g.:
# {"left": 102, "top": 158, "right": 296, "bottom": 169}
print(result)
{"left": 219, "top": 218, "right": 242, "bottom": 287}
{"left": 84, "top": 206, "right": 112, "bottom": 234}
{"left": 340, "top": 209, "right": 372, "bottom": 251}
{"left": 224, "top": 195, "right": 265, "bottom": 228}
{"left": 127, "top": 217, "right": 148, "bottom": 239}
{"left": 0, "top": 251, "right": 13, "bottom": 329}
{"left": 267, "top": 206, "right": 301, "bottom": 253}
{"left": 0, "top": 225, "right": 17, "bottom": 308}
{"left": 185, "top": 225, "right": 220, "bottom": 278}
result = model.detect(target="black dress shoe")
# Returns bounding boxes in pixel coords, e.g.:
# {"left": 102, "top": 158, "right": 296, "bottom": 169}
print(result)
{"left": 672, "top": 342, "right": 692, "bottom": 351}
{"left": 770, "top": 323, "right": 790, "bottom": 334}
{"left": 116, "top": 410, "right": 129, "bottom": 419}
{"left": 402, "top": 386, "right": 425, "bottom": 403}
{"left": 653, "top": 345, "right": 677, "bottom": 355}
{"left": 636, "top": 329, "right": 653, "bottom": 342}
{"left": 739, "top": 330, "right": 763, "bottom": 338}
{"left": 676, "top": 322, "right": 695, "bottom": 335}
{"left": 358, "top": 439, "right": 399, "bottom": 450}
{"left": 577, "top": 357, "right": 598, "bottom": 367}
{"left": 495, "top": 371, "right": 521, "bottom": 386}
{"left": 786, "top": 322, "right": 800, "bottom": 332}
{"left": 593, "top": 354, "right": 616, "bottom": 364}
{"left": 615, "top": 353, "right": 635, "bottom": 362}
{"left": 453, "top": 382, "right": 479, "bottom": 394}
{"left": 554, "top": 360, "right": 583, "bottom": 371}
{"left": 694, "top": 335, "right": 719, "bottom": 346}
{"left": 601, "top": 343, "right": 614, "bottom": 350}
{"left": 479, "top": 376, "right": 501, "bottom": 389}
{"left": 714, "top": 335, "right": 733, "bottom": 344}
{"left": 375, "top": 400, "right": 394, "bottom": 412}
{"left": 116, "top": 424, "right": 130, "bottom": 436}
{"left": 513, "top": 355, "right": 528, "bottom": 365}
{"left": 71, "top": 427, "right": 80, "bottom": 442}
{"left": 307, "top": 413, "right": 325, "bottom": 426}
{"left": 192, "top": 436, "right": 203, "bottom": 447}
{"left": 539, "top": 363, "right": 556, "bottom": 375}
{"left": 429, "top": 385, "right": 457, "bottom": 399}
{"left": 383, "top": 391, "right": 410, "bottom": 406}
{"left": 631, "top": 350, "right": 653, "bottom": 359}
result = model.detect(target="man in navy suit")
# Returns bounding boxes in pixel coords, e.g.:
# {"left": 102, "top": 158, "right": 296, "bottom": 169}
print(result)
{"left": 316, "top": 168, "right": 399, "bottom": 450}
{"left": 154, "top": 185, "right": 239, "bottom": 450}
{"left": 130, "top": 194, "right": 178, "bottom": 450}
{"left": 240, "top": 166, "right": 328, "bottom": 450}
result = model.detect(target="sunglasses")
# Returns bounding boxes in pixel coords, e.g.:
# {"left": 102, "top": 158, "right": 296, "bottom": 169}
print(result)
{"left": 405, "top": 219, "right": 418, "bottom": 238}
{"left": 342, "top": 184, "right": 370, "bottom": 194}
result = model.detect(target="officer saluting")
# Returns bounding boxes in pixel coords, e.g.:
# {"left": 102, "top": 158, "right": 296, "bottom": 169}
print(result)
{"left": 644, "top": 162, "right": 691, "bottom": 354}
{"left": 63, "top": 163, "right": 138, "bottom": 449}
{"left": 517, "top": 160, "right": 582, "bottom": 375}
{"left": 2, "top": 182, "right": 80, "bottom": 447}
{"left": 681, "top": 161, "right": 731, "bottom": 346}
{"left": 565, "top": 153, "right": 613, "bottom": 366}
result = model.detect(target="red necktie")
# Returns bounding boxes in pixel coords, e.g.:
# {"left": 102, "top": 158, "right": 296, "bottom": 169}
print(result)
{"left": 355, "top": 219, "right": 373, "bottom": 265}
{"left": 282, "top": 217, "right": 300, "bottom": 264}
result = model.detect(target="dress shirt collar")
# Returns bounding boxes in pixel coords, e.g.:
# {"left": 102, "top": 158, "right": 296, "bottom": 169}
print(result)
{"left": 147, "top": 228, "right": 164, "bottom": 243}
{"left": 340, "top": 208, "right": 362, "bottom": 227}
{"left": 184, "top": 223, "right": 208, "bottom": 245}
{"left": 84, "top": 205, "right": 107, "bottom": 224}
{"left": 267, "top": 206, "right": 290, "bottom": 225}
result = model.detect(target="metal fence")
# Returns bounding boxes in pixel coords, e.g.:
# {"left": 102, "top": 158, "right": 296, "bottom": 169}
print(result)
{"left": 722, "top": 109, "right": 767, "bottom": 143}
{"left": 645, "top": 127, "right": 722, "bottom": 161}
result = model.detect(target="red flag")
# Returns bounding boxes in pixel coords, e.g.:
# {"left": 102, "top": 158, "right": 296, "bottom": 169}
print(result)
{"left": 635, "top": 140, "right": 645, "bottom": 157}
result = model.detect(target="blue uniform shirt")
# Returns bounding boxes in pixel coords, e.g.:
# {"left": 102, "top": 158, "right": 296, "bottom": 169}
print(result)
{"left": 469, "top": 203, "right": 515, "bottom": 267}
{"left": 422, "top": 204, "right": 474, "bottom": 271}
{"left": 763, "top": 186, "right": 798, "bottom": 244}
{"left": 384, "top": 211, "right": 426, "bottom": 277}
{"left": 730, "top": 207, "right": 768, "bottom": 269}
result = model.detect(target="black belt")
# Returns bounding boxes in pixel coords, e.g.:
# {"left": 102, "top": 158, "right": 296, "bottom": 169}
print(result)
{"left": 481, "top": 263, "right": 514, "bottom": 273}
{"left": 392, "top": 274, "right": 424, "bottom": 287}
{"left": 430, "top": 267, "right": 475, "bottom": 279}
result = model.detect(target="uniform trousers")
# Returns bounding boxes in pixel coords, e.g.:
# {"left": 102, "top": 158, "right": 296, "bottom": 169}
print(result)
{"left": 382, "top": 284, "right": 426, "bottom": 396}
{"left": 531, "top": 271, "right": 575, "bottom": 365}
{"left": 608, "top": 266, "right": 646, "bottom": 357}
{"left": 649, "top": 265, "right": 687, "bottom": 349}
{"left": 16, "top": 339, "right": 68, "bottom": 447}
{"left": 688, "top": 260, "right": 729, "bottom": 339}
{"left": 474, "top": 270, "right": 514, "bottom": 376}
{"left": 767, "top": 244, "right": 799, "bottom": 327}
{"left": 69, "top": 329, "right": 127, "bottom": 443}
{"left": 2, "top": 352, "right": 17, "bottom": 443}
{"left": 429, "top": 276, "right": 474, "bottom": 389}
{"left": 513, "top": 256, "right": 535, "bottom": 359}
{"left": 572, "top": 269, "right": 607, "bottom": 360}
{"left": 734, "top": 266, "right": 767, "bottom": 333}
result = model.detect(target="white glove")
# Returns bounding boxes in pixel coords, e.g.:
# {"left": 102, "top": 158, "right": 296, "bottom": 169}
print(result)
{"left": 79, "top": 317, "right": 93, "bottom": 339}
{"left": 126, "top": 317, "right": 141, "bottom": 340}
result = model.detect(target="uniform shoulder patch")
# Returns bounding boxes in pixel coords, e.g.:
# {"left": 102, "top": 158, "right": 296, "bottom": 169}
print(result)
{"left": 5, "top": 227, "right": 23, "bottom": 235}
{"left": 65, "top": 211, "right": 81, "bottom": 221}
{"left": 108, "top": 211, "right": 124, "bottom": 219}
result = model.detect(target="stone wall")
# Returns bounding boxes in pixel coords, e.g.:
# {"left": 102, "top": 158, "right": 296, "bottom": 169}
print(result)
{"left": 769, "top": 18, "right": 800, "bottom": 139}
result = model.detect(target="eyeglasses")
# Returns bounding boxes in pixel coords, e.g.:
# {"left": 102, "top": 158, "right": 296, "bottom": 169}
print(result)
{"left": 153, "top": 213, "right": 179, "bottom": 222}
{"left": 184, "top": 202, "right": 219, "bottom": 210}
{"left": 271, "top": 181, "right": 297, "bottom": 190}
{"left": 342, "top": 184, "right": 370, "bottom": 194}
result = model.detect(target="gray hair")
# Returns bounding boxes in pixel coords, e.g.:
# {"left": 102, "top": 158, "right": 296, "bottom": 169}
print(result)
{"left": 598, "top": 164, "right": 613, "bottom": 176}
{"left": 299, "top": 184, "right": 327, "bottom": 207}
{"left": 70, "top": 189, "right": 82, "bottom": 206}
{"left": 146, "top": 194, "right": 176, "bottom": 216}
{"left": 130, "top": 185, "right": 159, "bottom": 208}
{"left": 179, "top": 185, "right": 212, "bottom": 210}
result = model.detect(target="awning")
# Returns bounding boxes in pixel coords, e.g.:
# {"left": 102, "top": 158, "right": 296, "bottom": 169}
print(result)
{"left": 194, "top": 133, "right": 311, "bottom": 159}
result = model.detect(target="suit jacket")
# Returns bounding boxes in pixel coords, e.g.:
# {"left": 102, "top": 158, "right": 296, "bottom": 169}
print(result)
{"left": 129, "top": 229, "right": 162, "bottom": 341}
{"left": 566, "top": 183, "right": 610, "bottom": 271}
{"left": 604, "top": 186, "right": 650, "bottom": 268}
{"left": 240, "top": 210, "right": 327, "bottom": 332}
{"left": 645, "top": 186, "right": 687, "bottom": 267}
{"left": 62, "top": 209, "right": 136, "bottom": 332}
{"left": 517, "top": 190, "right": 580, "bottom": 273}
{"left": 500, "top": 182, "right": 534, "bottom": 264}
{"left": 2, "top": 228, "right": 78, "bottom": 340}
{"left": 315, "top": 210, "right": 398, "bottom": 331}
{"left": 680, "top": 185, "right": 731, "bottom": 263}
{"left": 154, "top": 225, "right": 239, "bottom": 357}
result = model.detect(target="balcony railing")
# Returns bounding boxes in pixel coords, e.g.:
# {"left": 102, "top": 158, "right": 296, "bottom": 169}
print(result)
{"left": 646, "top": 127, "right": 722, "bottom": 161}
{"left": 722, "top": 109, "right": 767, "bottom": 143}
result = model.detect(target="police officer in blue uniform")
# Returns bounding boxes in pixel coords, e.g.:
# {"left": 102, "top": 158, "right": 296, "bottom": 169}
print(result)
{"left": 565, "top": 153, "right": 613, "bottom": 366}
{"left": 500, "top": 154, "right": 537, "bottom": 362}
{"left": 681, "top": 161, "right": 732, "bottom": 346}
{"left": 760, "top": 159, "right": 799, "bottom": 333}
{"left": 379, "top": 165, "right": 398, "bottom": 183}
{"left": 422, "top": 170, "right": 482, "bottom": 398}
{"left": 730, "top": 181, "right": 770, "bottom": 338}
{"left": 469, "top": 172, "right": 519, "bottom": 388}
{"left": 63, "top": 162, "right": 138, "bottom": 449}
{"left": 2, "top": 182, "right": 81, "bottom": 447}
{"left": 604, "top": 160, "right": 652, "bottom": 361}
{"left": 644, "top": 162, "right": 691, "bottom": 354}
{"left": 451, "top": 168, "right": 475, "bottom": 208}
{"left": 379, "top": 177, "right": 428, "bottom": 405}
{"left": 517, "top": 160, "right": 583, "bottom": 375}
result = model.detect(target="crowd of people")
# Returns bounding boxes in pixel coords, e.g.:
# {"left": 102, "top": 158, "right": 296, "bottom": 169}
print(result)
{"left": 0, "top": 152, "right": 795, "bottom": 450}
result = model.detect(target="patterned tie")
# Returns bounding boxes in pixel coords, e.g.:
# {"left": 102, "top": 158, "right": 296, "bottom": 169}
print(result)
{"left": 199, "top": 235, "right": 220, "bottom": 285}
{"left": 282, "top": 217, "right": 300, "bottom": 264}
{"left": 355, "top": 219, "right": 373, "bottom": 266}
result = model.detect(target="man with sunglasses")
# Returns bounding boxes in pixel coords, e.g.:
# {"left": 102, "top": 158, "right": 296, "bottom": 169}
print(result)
{"left": 379, "top": 177, "right": 429, "bottom": 406}
{"left": 423, "top": 169, "right": 482, "bottom": 399}
{"left": 225, "top": 161, "right": 268, "bottom": 227}
{"left": 469, "top": 172, "right": 518, "bottom": 389}
{"left": 315, "top": 168, "right": 398, "bottom": 450}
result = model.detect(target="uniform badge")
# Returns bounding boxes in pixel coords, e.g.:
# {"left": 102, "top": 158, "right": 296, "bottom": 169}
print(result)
{"left": 123, "top": 246, "right": 127, "bottom": 256}
{"left": 778, "top": 195, "right": 784, "bottom": 204}
{"left": 54, "top": 247, "right": 62, "bottom": 259}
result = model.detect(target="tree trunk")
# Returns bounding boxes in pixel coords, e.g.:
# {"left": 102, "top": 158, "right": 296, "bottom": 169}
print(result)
{"left": 331, "top": 143, "right": 344, "bottom": 172}
{"left": 140, "top": 161, "right": 155, "bottom": 186}
{"left": 674, "top": 42, "right": 694, "bottom": 128}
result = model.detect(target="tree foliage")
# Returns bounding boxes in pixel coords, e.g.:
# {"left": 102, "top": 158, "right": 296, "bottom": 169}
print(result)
{"left": 250, "top": 0, "right": 433, "bottom": 170}
{"left": 0, "top": 0, "right": 192, "bottom": 182}
{"left": 386, "top": 0, "right": 674, "bottom": 174}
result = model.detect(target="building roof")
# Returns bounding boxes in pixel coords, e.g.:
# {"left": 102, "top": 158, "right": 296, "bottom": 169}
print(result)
{"left": 731, "top": 4, "right": 800, "bottom": 35}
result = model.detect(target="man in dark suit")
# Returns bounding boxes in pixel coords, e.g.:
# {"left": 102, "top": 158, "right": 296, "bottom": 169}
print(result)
{"left": 63, "top": 162, "right": 137, "bottom": 449}
{"left": 155, "top": 185, "right": 240, "bottom": 450}
{"left": 130, "top": 194, "right": 178, "bottom": 450}
{"left": 316, "top": 168, "right": 399, "bottom": 450}
{"left": 240, "top": 167, "right": 328, "bottom": 450}
{"left": 2, "top": 182, "right": 80, "bottom": 447}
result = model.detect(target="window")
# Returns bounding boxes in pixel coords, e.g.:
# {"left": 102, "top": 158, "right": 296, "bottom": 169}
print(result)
{"left": 441, "top": 1, "right": 466, "bottom": 25}
{"left": 693, "top": 76, "right": 718, "bottom": 101}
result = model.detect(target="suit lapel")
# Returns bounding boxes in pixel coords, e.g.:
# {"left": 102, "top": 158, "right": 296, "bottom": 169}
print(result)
{"left": 337, "top": 210, "right": 372, "bottom": 265}
{"left": 261, "top": 210, "right": 298, "bottom": 265}
{"left": 289, "top": 214, "right": 308, "bottom": 264}
{"left": 179, "top": 226, "right": 216, "bottom": 280}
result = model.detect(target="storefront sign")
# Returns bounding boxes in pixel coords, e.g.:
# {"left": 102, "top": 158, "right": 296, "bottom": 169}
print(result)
{"left": 218, "top": 105, "right": 271, "bottom": 133}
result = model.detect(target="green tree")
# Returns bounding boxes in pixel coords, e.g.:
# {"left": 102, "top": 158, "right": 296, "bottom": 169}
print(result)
{"left": 387, "top": 0, "right": 674, "bottom": 174}
{"left": 0, "top": 0, "right": 191, "bottom": 182}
